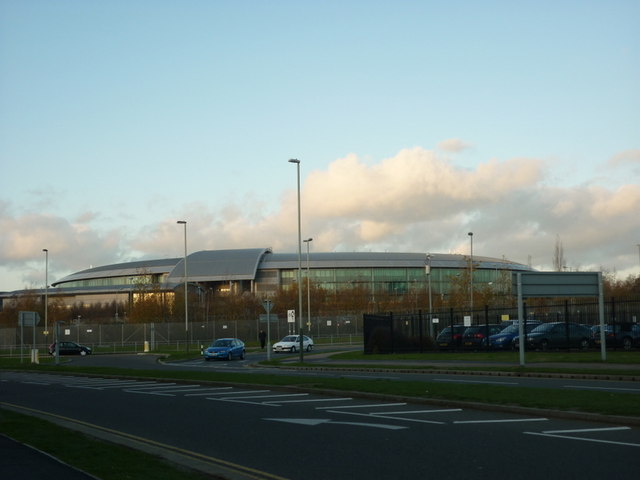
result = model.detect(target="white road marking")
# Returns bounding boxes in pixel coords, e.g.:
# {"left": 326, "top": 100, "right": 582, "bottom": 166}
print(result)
{"left": 454, "top": 418, "right": 549, "bottom": 424}
{"left": 264, "top": 418, "right": 407, "bottom": 430}
{"left": 563, "top": 385, "right": 640, "bottom": 393}
{"left": 316, "top": 402, "right": 406, "bottom": 410}
{"left": 327, "top": 409, "right": 445, "bottom": 425}
{"left": 372, "top": 408, "right": 462, "bottom": 415}
{"left": 541, "top": 427, "right": 631, "bottom": 434}
{"left": 204, "top": 389, "right": 271, "bottom": 397}
{"left": 265, "top": 397, "right": 353, "bottom": 405}
{"left": 184, "top": 387, "right": 234, "bottom": 396}
{"left": 524, "top": 431, "right": 640, "bottom": 447}
{"left": 434, "top": 378, "right": 519, "bottom": 385}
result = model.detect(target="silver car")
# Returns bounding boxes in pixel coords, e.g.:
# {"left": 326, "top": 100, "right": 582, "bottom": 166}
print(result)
{"left": 272, "top": 335, "right": 314, "bottom": 353}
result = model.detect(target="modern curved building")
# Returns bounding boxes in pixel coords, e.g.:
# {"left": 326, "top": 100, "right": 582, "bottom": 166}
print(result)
{"left": 0, "top": 248, "right": 533, "bottom": 310}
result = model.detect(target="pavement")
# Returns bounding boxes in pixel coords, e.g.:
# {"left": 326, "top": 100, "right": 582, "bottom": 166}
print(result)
{"left": 0, "top": 434, "right": 98, "bottom": 479}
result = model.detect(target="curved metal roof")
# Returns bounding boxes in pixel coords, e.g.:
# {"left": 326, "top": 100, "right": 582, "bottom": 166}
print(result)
{"left": 167, "top": 248, "right": 272, "bottom": 283}
{"left": 52, "top": 258, "right": 180, "bottom": 286}
{"left": 50, "top": 248, "right": 532, "bottom": 288}
{"left": 260, "top": 251, "right": 532, "bottom": 271}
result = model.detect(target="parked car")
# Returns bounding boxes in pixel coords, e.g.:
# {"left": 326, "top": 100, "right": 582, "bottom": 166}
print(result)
{"left": 48, "top": 341, "right": 92, "bottom": 356}
{"left": 272, "top": 335, "right": 314, "bottom": 353}
{"left": 591, "top": 323, "right": 640, "bottom": 350}
{"left": 487, "top": 322, "right": 542, "bottom": 350}
{"left": 462, "top": 324, "right": 505, "bottom": 350}
{"left": 202, "top": 338, "right": 245, "bottom": 361}
{"left": 435, "top": 325, "right": 467, "bottom": 349}
{"left": 514, "top": 322, "right": 592, "bottom": 351}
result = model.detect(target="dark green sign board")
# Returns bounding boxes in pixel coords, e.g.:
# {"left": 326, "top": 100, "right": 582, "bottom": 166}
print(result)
{"left": 511, "top": 271, "right": 605, "bottom": 365}
{"left": 511, "top": 272, "right": 599, "bottom": 297}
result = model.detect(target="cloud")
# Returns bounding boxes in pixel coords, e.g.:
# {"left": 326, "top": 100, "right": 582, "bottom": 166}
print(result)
{"left": 0, "top": 206, "right": 123, "bottom": 289}
{"left": 303, "top": 148, "right": 545, "bottom": 222}
{"left": 1, "top": 144, "right": 639, "bottom": 290}
{"left": 608, "top": 149, "right": 640, "bottom": 167}
{"left": 437, "top": 138, "right": 472, "bottom": 153}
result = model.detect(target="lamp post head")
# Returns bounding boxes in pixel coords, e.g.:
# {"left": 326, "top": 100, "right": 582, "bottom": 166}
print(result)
{"left": 468, "top": 232, "right": 473, "bottom": 237}
{"left": 304, "top": 238, "right": 313, "bottom": 243}
{"left": 177, "top": 220, "right": 186, "bottom": 225}
{"left": 288, "top": 158, "right": 300, "bottom": 164}
{"left": 43, "top": 248, "right": 48, "bottom": 253}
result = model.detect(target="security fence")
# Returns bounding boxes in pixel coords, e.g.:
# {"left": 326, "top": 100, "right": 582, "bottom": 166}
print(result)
{"left": 363, "top": 298, "right": 640, "bottom": 354}
{"left": 0, "top": 313, "right": 361, "bottom": 356}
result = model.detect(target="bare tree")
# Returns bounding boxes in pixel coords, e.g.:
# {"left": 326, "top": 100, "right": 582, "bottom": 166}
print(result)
{"left": 553, "top": 235, "right": 565, "bottom": 271}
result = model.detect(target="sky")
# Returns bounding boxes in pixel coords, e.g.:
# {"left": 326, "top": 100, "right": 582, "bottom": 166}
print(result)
{"left": 1, "top": 0, "right": 639, "bottom": 292}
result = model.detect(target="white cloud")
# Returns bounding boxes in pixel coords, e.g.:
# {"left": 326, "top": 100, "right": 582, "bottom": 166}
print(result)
{"left": 608, "top": 149, "right": 640, "bottom": 167}
{"left": 1, "top": 145, "right": 639, "bottom": 291}
{"left": 437, "top": 138, "right": 472, "bottom": 153}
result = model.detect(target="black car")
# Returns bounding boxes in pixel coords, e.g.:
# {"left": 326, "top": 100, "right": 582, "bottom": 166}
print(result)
{"left": 48, "top": 341, "right": 92, "bottom": 356}
{"left": 591, "top": 323, "right": 640, "bottom": 350}
{"left": 487, "top": 321, "right": 542, "bottom": 350}
{"left": 461, "top": 324, "right": 505, "bottom": 350}
{"left": 435, "top": 325, "right": 467, "bottom": 349}
{"left": 516, "top": 322, "right": 592, "bottom": 351}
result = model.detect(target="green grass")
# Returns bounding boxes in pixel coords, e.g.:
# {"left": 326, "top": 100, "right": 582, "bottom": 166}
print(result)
{"left": 0, "top": 409, "right": 218, "bottom": 480}
{"left": 329, "top": 349, "right": 640, "bottom": 363}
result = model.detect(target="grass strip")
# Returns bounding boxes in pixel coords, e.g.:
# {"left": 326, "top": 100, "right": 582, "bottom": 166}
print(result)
{"left": 4, "top": 362, "right": 638, "bottom": 418}
{"left": 0, "top": 408, "right": 217, "bottom": 480}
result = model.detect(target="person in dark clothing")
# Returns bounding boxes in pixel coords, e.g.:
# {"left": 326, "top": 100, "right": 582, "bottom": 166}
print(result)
{"left": 259, "top": 330, "right": 267, "bottom": 349}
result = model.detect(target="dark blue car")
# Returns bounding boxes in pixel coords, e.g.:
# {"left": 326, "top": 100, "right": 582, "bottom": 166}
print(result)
{"left": 203, "top": 338, "right": 245, "bottom": 361}
{"left": 487, "top": 322, "right": 541, "bottom": 350}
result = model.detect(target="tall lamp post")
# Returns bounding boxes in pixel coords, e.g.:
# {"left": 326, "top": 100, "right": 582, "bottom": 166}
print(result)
{"left": 43, "top": 249, "right": 49, "bottom": 339}
{"left": 177, "top": 220, "right": 188, "bottom": 350}
{"left": 426, "top": 253, "right": 433, "bottom": 337}
{"left": 304, "top": 238, "right": 313, "bottom": 334}
{"left": 288, "top": 158, "right": 304, "bottom": 363}
{"left": 468, "top": 232, "right": 474, "bottom": 318}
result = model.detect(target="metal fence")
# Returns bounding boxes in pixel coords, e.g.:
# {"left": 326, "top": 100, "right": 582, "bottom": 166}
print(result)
{"left": 0, "top": 314, "right": 361, "bottom": 355}
{"left": 363, "top": 298, "right": 640, "bottom": 354}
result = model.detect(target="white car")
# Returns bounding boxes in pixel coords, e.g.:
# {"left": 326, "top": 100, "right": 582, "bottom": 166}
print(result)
{"left": 272, "top": 335, "right": 314, "bottom": 353}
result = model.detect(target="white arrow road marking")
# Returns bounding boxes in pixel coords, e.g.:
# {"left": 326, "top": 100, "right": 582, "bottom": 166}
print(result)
{"left": 264, "top": 418, "right": 407, "bottom": 430}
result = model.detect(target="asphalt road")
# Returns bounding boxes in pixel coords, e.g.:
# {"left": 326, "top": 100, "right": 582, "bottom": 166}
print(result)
{"left": 2, "top": 353, "right": 640, "bottom": 479}
{"left": 77, "top": 349, "right": 640, "bottom": 396}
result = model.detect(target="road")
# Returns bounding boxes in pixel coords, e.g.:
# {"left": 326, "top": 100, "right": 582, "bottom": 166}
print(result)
{"left": 2, "top": 353, "right": 640, "bottom": 479}
{"left": 86, "top": 349, "right": 640, "bottom": 395}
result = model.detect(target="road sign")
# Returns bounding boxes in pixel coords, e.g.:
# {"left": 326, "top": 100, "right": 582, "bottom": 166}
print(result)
{"left": 259, "top": 314, "right": 279, "bottom": 323}
{"left": 287, "top": 309, "right": 296, "bottom": 323}
{"left": 511, "top": 272, "right": 599, "bottom": 297}
{"left": 18, "top": 311, "right": 40, "bottom": 327}
{"left": 262, "top": 300, "right": 273, "bottom": 313}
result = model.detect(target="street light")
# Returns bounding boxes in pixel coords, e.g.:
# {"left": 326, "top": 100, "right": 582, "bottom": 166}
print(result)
{"left": 288, "top": 158, "right": 304, "bottom": 362}
{"left": 468, "top": 232, "right": 474, "bottom": 318}
{"left": 177, "top": 220, "right": 188, "bottom": 350}
{"left": 304, "top": 238, "right": 313, "bottom": 334}
{"left": 43, "top": 249, "right": 48, "bottom": 338}
{"left": 426, "top": 253, "right": 433, "bottom": 337}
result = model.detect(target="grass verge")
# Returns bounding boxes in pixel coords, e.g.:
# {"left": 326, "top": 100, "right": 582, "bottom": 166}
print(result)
{"left": 0, "top": 408, "right": 217, "bottom": 480}
{"left": 2, "top": 357, "right": 639, "bottom": 418}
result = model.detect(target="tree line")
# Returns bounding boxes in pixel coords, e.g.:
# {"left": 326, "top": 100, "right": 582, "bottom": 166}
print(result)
{"left": 1, "top": 271, "right": 638, "bottom": 328}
